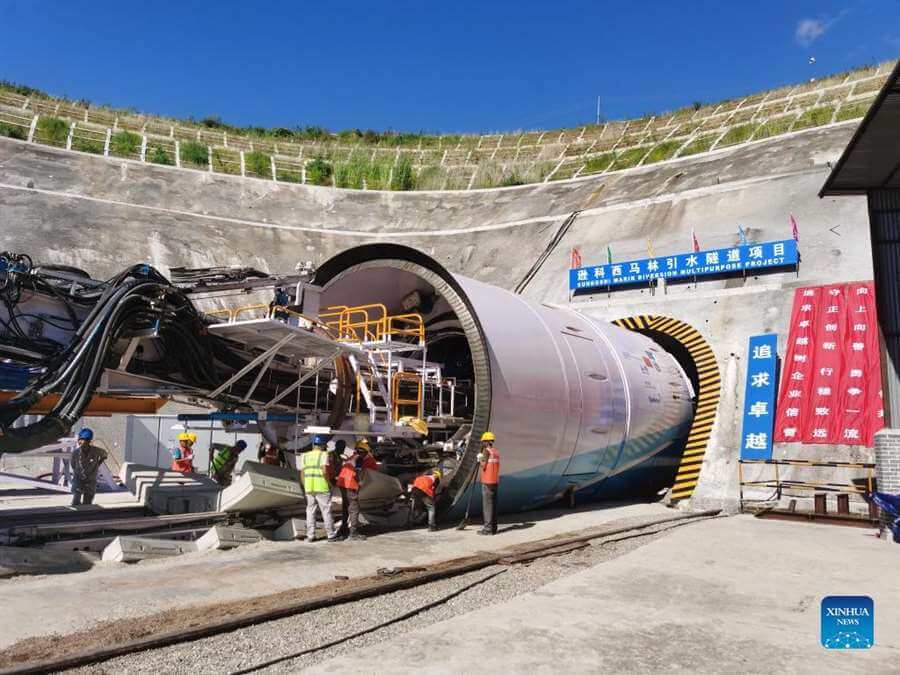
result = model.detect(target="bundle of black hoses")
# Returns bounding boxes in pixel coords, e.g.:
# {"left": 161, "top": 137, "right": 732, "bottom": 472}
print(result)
{"left": 0, "top": 263, "right": 192, "bottom": 453}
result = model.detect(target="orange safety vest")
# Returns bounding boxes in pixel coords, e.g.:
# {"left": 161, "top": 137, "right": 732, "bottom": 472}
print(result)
{"left": 480, "top": 447, "right": 500, "bottom": 485}
{"left": 413, "top": 474, "right": 437, "bottom": 498}
{"left": 172, "top": 458, "right": 194, "bottom": 473}
{"left": 336, "top": 462, "right": 360, "bottom": 491}
{"left": 172, "top": 447, "right": 194, "bottom": 473}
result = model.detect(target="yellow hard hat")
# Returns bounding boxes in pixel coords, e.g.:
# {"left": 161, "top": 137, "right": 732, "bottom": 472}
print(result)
{"left": 178, "top": 432, "right": 191, "bottom": 442}
{"left": 186, "top": 432, "right": 198, "bottom": 444}
{"left": 432, "top": 469, "right": 442, "bottom": 478}
{"left": 355, "top": 439, "right": 371, "bottom": 451}
{"left": 480, "top": 431, "right": 496, "bottom": 442}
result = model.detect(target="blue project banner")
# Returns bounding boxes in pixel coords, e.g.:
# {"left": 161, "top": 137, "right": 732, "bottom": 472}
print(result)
{"left": 740, "top": 333, "right": 778, "bottom": 460}
{"left": 569, "top": 239, "right": 798, "bottom": 291}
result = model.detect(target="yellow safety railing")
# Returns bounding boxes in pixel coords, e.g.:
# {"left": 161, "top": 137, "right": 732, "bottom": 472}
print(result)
{"left": 386, "top": 313, "right": 425, "bottom": 344}
{"left": 738, "top": 458, "right": 876, "bottom": 509}
{"left": 230, "top": 304, "right": 271, "bottom": 321}
{"left": 392, "top": 371, "right": 422, "bottom": 419}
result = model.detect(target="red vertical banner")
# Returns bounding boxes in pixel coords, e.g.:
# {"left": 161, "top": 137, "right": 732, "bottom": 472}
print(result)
{"left": 806, "top": 285, "right": 845, "bottom": 443}
{"left": 774, "top": 281, "right": 884, "bottom": 447}
{"left": 773, "top": 287, "right": 817, "bottom": 442}
{"left": 836, "top": 282, "right": 883, "bottom": 445}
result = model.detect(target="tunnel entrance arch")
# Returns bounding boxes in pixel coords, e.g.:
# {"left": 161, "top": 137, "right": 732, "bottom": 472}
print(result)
{"left": 612, "top": 315, "right": 721, "bottom": 501}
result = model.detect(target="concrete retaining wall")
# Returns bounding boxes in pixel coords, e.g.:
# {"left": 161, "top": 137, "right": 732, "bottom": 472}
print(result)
{"left": 0, "top": 123, "right": 874, "bottom": 510}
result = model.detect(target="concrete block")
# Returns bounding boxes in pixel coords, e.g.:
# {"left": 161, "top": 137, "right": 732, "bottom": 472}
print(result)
{"left": 119, "top": 462, "right": 221, "bottom": 515}
{"left": 196, "top": 524, "right": 267, "bottom": 551}
{"left": 0, "top": 545, "right": 97, "bottom": 576}
{"left": 273, "top": 517, "right": 306, "bottom": 541}
{"left": 220, "top": 461, "right": 303, "bottom": 513}
{"left": 101, "top": 536, "right": 197, "bottom": 563}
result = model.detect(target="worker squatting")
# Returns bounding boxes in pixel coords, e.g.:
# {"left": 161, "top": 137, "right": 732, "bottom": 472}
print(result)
{"left": 72, "top": 428, "right": 502, "bottom": 539}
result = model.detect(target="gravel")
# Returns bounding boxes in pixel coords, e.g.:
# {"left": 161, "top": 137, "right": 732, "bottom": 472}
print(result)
{"left": 68, "top": 516, "right": 702, "bottom": 674}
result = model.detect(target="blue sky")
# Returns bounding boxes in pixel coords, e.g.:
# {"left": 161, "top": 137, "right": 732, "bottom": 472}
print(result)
{"left": 1, "top": 1, "right": 897, "bottom": 134}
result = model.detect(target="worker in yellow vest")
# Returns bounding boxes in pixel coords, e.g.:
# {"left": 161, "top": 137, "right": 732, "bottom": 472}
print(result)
{"left": 301, "top": 435, "right": 337, "bottom": 542}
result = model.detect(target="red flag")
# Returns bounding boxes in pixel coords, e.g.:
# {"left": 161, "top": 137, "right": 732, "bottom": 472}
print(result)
{"left": 691, "top": 228, "right": 700, "bottom": 253}
{"left": 570, "top": 248, "right": 582, "bottom": 269}
{"left": 790, "top": 213, "right": 799, "bottom": 242}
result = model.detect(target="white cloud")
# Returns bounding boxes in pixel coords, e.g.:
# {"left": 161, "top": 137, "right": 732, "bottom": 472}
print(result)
{"left": 796, "top": 18, "right": 828, "bottom": 46}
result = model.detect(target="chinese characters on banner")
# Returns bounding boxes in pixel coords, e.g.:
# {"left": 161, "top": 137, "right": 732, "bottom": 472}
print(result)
{"left": 740, "top": 334, "right": 778, "bottom": 460}
{"left": 569, "top": 239, "right": 798, "bottom": 290}
{"left": 773, "top": 282, "right": 884, "bottom": 446}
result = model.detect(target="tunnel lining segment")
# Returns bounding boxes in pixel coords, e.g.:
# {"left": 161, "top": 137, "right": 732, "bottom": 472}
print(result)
{"left": 612, "top": 315, "right": 721, "bottom": 501}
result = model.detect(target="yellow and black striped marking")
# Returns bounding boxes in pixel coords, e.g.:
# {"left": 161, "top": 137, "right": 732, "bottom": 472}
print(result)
{"left": 612, "top": 314, "right": 721, "bottom": 502}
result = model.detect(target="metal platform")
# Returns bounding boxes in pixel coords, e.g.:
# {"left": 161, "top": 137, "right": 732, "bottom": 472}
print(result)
{"left": 208, "top": 319, "right": 351, "bottom": 360}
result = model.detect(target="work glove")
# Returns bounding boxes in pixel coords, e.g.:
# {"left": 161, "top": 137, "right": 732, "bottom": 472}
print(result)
{"left": 476, "top": 453, "right": 485, "bottom": 462}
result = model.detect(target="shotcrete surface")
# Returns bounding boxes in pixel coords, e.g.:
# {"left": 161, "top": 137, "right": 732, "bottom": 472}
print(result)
{"left": 309, "top": 516, "right": 899, "bottom": 674}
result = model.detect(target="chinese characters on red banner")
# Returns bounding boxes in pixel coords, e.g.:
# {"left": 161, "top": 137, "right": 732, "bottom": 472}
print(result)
{"left": 773, "top": 282, "right": 884, "bottom": 447}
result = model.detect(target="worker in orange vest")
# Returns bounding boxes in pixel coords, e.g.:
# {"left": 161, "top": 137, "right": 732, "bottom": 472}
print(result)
{"left": 335, "top": 439, "right": 377, "bottom": 541}
{"left": 477, "top": 431, "right": 500, "bottom": 535}
{"left": 410, "top": 469, "right": 441, "bottom": 532}
{"left": 170, "top": 432, "right": 197, "bottom": 473}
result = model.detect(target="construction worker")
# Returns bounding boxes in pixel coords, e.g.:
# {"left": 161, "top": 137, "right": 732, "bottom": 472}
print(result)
{"left": 210, "top": 440, "right": 247, "bottom": 486}
{"left": 170, "top": 432, "right": 196, "bottom": 473}
{"left": 301, "top": 435, "right": 337, "bottom": 542}
{"left": 477, "top": 431, "right": 500, "bottom": 535}
{"left": 70, "top": 428, "right": 108, "bottom": 506}
{"left": 328, "top": 439, "right": 346, "bottom": 483}
{"left": 355, "top": 438, "right": 378, "bottom": 471}
{"left": 410, "top": 469, "right": 441, "bottom": 532}
{"left": 260, "top": 442, "right": 281, "bottom": 466}
{"left": 335, "top": 444, "right": 366, "bottom": 540}
{"left": 270, "top": 287, "right": 291, "bottom": 321}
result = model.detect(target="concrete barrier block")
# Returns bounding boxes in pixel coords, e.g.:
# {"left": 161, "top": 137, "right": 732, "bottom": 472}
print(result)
{"left": 119, "top": 462, "right": 221, "bottom": 515}
{"left": 101, "top": 536, "right": 197, "bottom": 563}
{"left": 273, "top": 517, "right": 306, "bottom": 541}
{"left": 196, "top": 524, "right": 267, "bottom": 551}
{"left": 220, "top": 461, "right": 303, "bottom": 513}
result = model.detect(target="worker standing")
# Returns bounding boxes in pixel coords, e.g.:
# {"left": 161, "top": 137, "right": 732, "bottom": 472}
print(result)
{"left": 335, "top": 443, "right": 366, "bottom": 541}
{"left": 301, "top": 436, "right": 337, "bottom": 542}
{"left": 410, "top": 469, "right": 441, "bottom": 532}
{"left": 210, "top": 440, "right": 247, "bottom": 486}
{"left": 170, "top": 432, "right": 196, "bottom": 473}
{"left": 477, "top": 431, "right": 500, "bottom": 535}
{"left": 70, "top": 428, "right": 108, "bottom": 506}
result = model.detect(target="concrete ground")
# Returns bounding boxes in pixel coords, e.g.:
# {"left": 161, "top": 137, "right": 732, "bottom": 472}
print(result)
{"left": 0, "top": 500, "right": 667, "bottom": 650}
{"left": 308, "top": 516, "right": 899, "bottom": 674}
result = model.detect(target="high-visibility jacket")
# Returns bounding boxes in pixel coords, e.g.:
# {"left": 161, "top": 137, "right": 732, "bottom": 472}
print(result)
{"left": 171, "top": 447, "right": 194, "bottom": 474}
{"left": 359, "top": 454, "right": 378, "bottom": 471}
{"left": 210, "top": 448, "right": 237, "bottom": 474}
{"left": 302, "top": 448, "right": 330, "bottom": 494}
{"left": 413, "top": 474, "right": 438, "bottom": 498}
{"left": 480, "top": 447, "right": 500, "bottom": 485}
{"left": 336, "top": 462, "right": 359, "bottom": 491}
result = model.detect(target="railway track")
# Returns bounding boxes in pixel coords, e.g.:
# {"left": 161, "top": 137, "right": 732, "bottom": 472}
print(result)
{"left": 0, "top": 509, "right": 722, "bottom": 674}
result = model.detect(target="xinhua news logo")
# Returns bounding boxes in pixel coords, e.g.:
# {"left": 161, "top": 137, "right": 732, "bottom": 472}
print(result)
{"left": 821, "top": 596, "right": 874, "bottom": 649}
